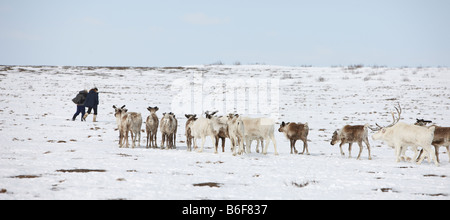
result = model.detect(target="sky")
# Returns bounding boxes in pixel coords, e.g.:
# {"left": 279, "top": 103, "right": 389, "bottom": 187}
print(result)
{"left": 1, "top": 0, "right": 449, "bottom": 67}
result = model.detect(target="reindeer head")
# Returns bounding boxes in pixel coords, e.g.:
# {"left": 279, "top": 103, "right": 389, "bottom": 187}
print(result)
{"left": 185, "top": 114, "right": 197, "bottom": 120}
{"left": 113, "top": 105, "right": 127, "bottom": 117}
{"left": 330, "top": 130, "right": 340, "bottom": 146}
{"left": 147, "top": 106, "right": 159, "bottom": 113}
{"left": 226, "top": 113, "right": 239, "bottom": 120}
{"left": 415, "top": 119, "right": 432, "bottom": 126}
{"left": 278, "top": 121, "right": 290, "bottom": 133}
{"left": 205, "top": 110, "right": 218, "bottom": 119}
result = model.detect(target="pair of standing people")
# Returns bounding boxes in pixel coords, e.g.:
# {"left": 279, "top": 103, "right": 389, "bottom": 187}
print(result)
{"left": 72, "top": 88, "right": 99, "bottom": 122}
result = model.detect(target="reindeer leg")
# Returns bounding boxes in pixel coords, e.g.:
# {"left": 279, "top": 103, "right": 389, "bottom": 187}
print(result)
{"left": 271, "top": 133, "right": 278, "bottom": 156}
{"left": 193, "top": 137, "right": 198, "bottom": 150}
{"left": 119, "top": 132, "right": 123, "bottom": 148}
{"left": 213, "top": 135, "right": 219, "bottom": 154}
{"left": 356, "top": 142, "right": 363, "bottom": 160}
{"left": 303, "top": 139, "right": 310, "bottom": 155}
{"left": 395, "top": 144, "right": 402, "bottom": 163}
{"left": 416, "top": 148, "right": 429, "bottom": 165}
{"left": 238, "top": 137, "right": 244, "bottom": 155}
{"left": 167, "top": 134, "right": 171, "bottom": 149}
{"left": 260, "top": 140, "right": 264, "bottom": 154}
{"left": 289, "top": 139, "right": 294, "bottom": 154}
{"left": 125, "top": 131, "right": 129, "bottom": 148}
{"left": 130, "top": 131, "right": 136, "bottom": 148}
{"left": 153, "top": 132, "right": 156, "bottom": 148}
{"left": 292, "top": 140, "right": 298, "bottom": 154}
{"left": 348, "top": 143, "right": 353, "bottom": 158}
{"left": 412, "top": 147, "right": 420, "bottom": 163}
{"left": 429, "top": 146, "right": 440, "bottom": 167}
{"left": 221, "top": 137, "right": 225, "bottom": 153}
{"left": 161, "top": 133, "right": 165, "bottom": 149}
{"left": 173, "top": 132, "right": 176, "bottom": 149}
{"left": 263, "top": 138, "right": 270, "bottom": 155}
{"left": 434, "top": 145, "right": 440, "bottom": 164}
{"left": 255, "top": 140, "right": 260, "bottom": 153}
{"left": 146, "top": 131, "right": 150, "bottom": 148}
{"left": 364, "top": 138, "right": 372, "bottom": 160}
{"left": 193, "top": 137, "right": 198, "bottom": 151}
{"left": 339, "top": 142, "right": 345, "bottom": 157}
{"left": 149, "top": 131, "right": 153, "bottom": 148}
{"left": 245, "top": 139, "right": 251, "bottom": 154}
{"left": 199, "top": 136, "right": 206, "bottom": 153}
{"left": 137, "top": 131, "right": 141, "bottom": 148}
{"left": 186, "top": 137, "right": 191, "bottom": 152}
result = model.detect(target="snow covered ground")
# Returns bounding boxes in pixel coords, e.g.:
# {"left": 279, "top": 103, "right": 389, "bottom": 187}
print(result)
{"left": 0, "top": 65, "right": 449, "bottom": 200}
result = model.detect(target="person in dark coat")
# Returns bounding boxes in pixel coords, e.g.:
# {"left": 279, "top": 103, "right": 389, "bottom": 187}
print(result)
{"left": 83, "top": 87, "right": 99, "bottom": 122}
{"left": 72, "top": 90, "right": 88, "bottom": 121}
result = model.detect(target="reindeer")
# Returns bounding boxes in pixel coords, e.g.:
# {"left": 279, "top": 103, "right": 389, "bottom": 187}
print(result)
{"left": 370, "top": 104, "right": 438, "bottom": 166}
{"left": 188, "top": 113, "right": 218, "bottom": 153}
{"left": 241, "top": 116, "right": 278, "bottom": 155}
{"left": 227, "top": 113, "right": 245, "bottom": 156}
{"left": 331, "top": 124, "right": 372, "bottom": 160}
{"left": 113, "top": 105, "right": 127, "bottom": 147}
{"left": 146, "top": 106, "right": 159, "bottom": 149}
{"left": 113, "top": 105, "right": 142, "bottom": 148}
{"left": 205, "top": 111, "right": 229, "bottom": 153}
{"left": 160, "top": 112, "right": 177, "bottom": 149}
{"left": 278, "top": 122, "right": 309, "bottom": 155}
{"left": 185, "top": 114, "right": 197, "bottom": 151}
{"left": 415, "top": 119, "right": 450, "bottom": 163}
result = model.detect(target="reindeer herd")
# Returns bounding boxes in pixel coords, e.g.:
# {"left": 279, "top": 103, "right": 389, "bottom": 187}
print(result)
{"left": 112, "top": 104, "right": 450, "bottom": 167}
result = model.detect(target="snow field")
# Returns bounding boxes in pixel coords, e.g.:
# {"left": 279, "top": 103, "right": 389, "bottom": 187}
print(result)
{"left": 0, "top": 65, "right": 449, "bottom": 199}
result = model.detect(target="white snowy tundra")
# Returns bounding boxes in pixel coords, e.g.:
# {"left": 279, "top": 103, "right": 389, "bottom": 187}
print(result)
{"left": 0, "top": 65, "right": 449, "bottom": 200}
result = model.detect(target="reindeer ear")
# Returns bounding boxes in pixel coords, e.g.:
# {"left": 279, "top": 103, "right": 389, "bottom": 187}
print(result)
{"left": 121, "top": 105, "right": 126, "bottom": 109}
{"left": 281, "top": 121, "right": 285, "bottom": 126}
{"left": 155, "top": 107, "right": 159, "bottom": 111}
{"left": 212, "top": 110, "right": 218, "bottom": 115}
{"left": 113, "top": 105, "right": 117, "bottom": 109}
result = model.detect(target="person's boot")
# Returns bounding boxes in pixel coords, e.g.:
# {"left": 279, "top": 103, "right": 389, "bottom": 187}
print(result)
{"left": 72, "top": 114, "right": 77, "bottom": 121}
{"left": 93, "top": 115, "right": 97, "bottom": 122}
{"left": 83, "top": 113, "right": 89, "bottom": 120}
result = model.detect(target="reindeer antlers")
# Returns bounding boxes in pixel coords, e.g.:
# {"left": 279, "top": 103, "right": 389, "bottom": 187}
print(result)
{"left": 369, "top": 103, "right": 402, "bottom": 131}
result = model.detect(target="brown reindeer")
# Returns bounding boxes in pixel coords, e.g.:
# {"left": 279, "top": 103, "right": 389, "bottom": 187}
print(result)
{"left": 160, "top": 112, "right": 177, "bottom": 149}
{"left": 331, "top": 124, "right": 372, "bottom": 160}
{"left": 185, "top": 114, "right": 197, "bottom": 151}
{"left": 146, "top": 106, "right": 159, "bottom": 149}
{"left": 205, "top": 111, "right": 229, "bottom": 153}
{"left": 113, "top": 105, "right": 142, "bottom": 148}
{"left": 278, "top": 122, "right": 309, "bottom": 155}
{"left": 415, "top": 119, "right": 450, "bottom": 163}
